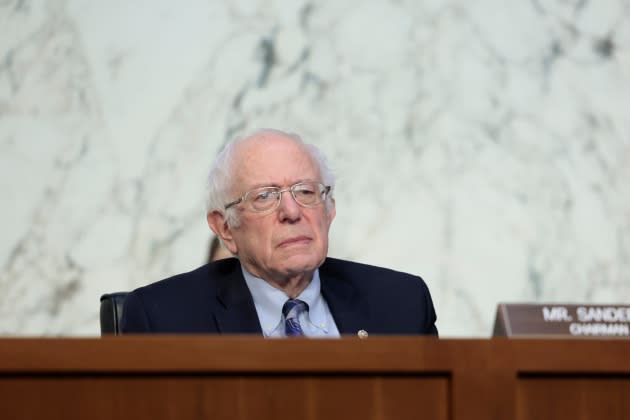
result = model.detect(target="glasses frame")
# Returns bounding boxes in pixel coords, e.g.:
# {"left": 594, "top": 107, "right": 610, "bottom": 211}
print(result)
{"left": 224, "top": 181, "right": 331, "bottom": 214}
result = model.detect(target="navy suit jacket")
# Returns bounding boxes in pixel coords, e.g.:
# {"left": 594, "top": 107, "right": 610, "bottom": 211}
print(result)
{"left": 121, "top": 257, "right": 438, "bottom": 336}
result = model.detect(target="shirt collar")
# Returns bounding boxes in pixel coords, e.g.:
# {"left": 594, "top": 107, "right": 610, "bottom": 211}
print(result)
{"left": 241, "top": 266, "right": 328, "bottom": 335}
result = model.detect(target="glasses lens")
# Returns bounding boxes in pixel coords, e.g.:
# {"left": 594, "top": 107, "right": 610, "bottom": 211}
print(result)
{"left": 292, "top": 182, "right": 324, "bottom": 206}
{"left": 249, "top": 187, "right": 280, "bottom": 211}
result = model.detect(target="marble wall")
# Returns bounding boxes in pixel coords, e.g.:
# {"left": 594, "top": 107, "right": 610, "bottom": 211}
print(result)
{"left": 1, "top": 0, "right": 629, "bottom": 336}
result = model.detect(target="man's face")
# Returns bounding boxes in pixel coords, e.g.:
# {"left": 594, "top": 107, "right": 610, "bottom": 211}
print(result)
{"left": 220, "top": 135, "right": 335, "bottom": 281}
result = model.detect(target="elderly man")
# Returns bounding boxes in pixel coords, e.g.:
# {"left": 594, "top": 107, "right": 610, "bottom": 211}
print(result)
{"left": 121, "top": 129, "right": 437, "bottom": 336}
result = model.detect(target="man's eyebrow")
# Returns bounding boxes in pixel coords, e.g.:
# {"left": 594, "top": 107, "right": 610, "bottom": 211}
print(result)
{"left": 248, "top": 182, "right": 281, "bottom": 189}
{"left": 248, "top": 179, "right": 318, "bottom": 189}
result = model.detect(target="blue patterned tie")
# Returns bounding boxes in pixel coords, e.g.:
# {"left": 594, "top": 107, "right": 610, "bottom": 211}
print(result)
{"left": 282, "top": 299, "right": 308, "bottom": 337}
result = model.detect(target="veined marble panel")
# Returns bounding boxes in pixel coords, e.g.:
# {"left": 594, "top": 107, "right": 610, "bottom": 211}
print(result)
{"left": 1, "top": 0, "right": 629, "bottom": 336}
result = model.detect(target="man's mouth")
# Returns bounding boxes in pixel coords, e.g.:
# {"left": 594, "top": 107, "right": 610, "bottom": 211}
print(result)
{"left": 278, "top": 236, "right": 312, "bottom": 247}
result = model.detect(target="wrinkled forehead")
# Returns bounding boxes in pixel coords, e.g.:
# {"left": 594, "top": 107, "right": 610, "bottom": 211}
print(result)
{"left": 230, "top": 135, "right": 321, "bottom": 191}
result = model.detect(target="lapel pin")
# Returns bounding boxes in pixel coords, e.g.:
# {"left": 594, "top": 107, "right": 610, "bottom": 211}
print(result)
{"left": 357, "top": 329, "right": 368, "bottom": 339}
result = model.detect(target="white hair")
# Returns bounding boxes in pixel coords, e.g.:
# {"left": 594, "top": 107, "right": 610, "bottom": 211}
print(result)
{"left": 206, "top": 128, "right": 336, "bottom": 228}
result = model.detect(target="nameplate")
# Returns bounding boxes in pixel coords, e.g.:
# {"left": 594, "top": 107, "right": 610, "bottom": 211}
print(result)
{"left": 493, "top": 303, "right": 630, "bottom": 338}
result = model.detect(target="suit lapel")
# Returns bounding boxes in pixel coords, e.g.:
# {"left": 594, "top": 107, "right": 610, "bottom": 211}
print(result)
{"left": 213, "top": 261, "right": 263, "bottom": 334}
{"left": 320, "top": 259, "right": 370, "bottom": 336}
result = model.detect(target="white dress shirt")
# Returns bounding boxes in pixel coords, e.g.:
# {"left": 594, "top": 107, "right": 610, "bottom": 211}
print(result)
{"left": 242, "top": 267, "right": 341, "bottom": 338}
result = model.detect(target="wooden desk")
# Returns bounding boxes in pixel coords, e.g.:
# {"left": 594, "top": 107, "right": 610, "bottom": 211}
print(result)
{"left": 1, "top": 338, "right": 628, "bottom": 420}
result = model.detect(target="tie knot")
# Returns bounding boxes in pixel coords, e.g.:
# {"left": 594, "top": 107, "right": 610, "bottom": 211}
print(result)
{"left": 282, "top": 299, "right": 309, "bottom": 319}
{"left": 282, "top": 299, "right": 308, "bottom": 337}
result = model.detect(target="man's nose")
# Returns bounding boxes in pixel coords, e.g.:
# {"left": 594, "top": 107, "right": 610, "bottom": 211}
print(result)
{"left": 277, "top": 190, "right": 302, "bottom": 222}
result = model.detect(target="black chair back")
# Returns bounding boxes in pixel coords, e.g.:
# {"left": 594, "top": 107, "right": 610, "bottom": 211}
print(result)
{"left": 99, "top": 292, "right": 129, "bottom": 335}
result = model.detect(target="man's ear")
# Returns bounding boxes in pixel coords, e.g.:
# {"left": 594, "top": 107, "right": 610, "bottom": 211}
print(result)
{"left": 327, "top": 198, "right": 336, "bottom": 225}
{"left": 207, "top": 211, "right": 238, "bottom": 254}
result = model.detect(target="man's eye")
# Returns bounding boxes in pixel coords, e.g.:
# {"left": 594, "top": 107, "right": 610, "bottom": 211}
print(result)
{"left": 254, "top": 191, "right": 275, "bottom": 201}
{"left": 295, "top": 187, "right": 316, "bottom": 196}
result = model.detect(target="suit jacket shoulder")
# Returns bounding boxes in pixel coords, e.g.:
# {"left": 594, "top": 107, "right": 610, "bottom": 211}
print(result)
{"left": 120, "top": 258, "right": 262, "bottom": 334}
{"left": 319, "top": 258, "right": 438, "bottom": 335}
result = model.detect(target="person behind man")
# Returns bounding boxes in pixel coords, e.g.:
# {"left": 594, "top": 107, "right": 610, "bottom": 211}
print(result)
{"left": 207, "top": 235, "right": 232, "bottom": 262}
{"left": 121, "top": 129, "right": 438, "bottom": 336}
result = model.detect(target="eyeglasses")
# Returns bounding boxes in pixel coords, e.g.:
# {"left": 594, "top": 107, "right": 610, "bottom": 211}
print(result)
{"left": 224, "top": 181, "right": 331, "bottom": 213}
